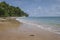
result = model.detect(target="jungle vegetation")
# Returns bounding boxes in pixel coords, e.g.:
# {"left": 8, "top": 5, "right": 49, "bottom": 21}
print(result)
{"left": 0, "top": 1, "right": 28, "bottom": 17}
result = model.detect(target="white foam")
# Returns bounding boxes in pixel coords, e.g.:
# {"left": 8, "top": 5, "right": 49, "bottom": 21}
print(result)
{"left": 16, "top": 18, "right": 60, "bottom": 34}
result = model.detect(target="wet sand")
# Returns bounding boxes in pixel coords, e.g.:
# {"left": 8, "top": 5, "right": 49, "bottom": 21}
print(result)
{"left": 0, "top": 18, "right": 60, "bottom": 40}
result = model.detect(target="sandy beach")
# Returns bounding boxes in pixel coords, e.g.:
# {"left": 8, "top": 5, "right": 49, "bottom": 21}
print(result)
{"left": 0, "top": 17, "right": 60, "bottom": 40}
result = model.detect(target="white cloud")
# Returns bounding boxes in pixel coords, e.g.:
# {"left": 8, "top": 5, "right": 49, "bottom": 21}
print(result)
{"left": 11, "top": 0, "right": 60, "bottom": 17}
{"left": 37, "top": 6, "right": 42, "bottom": 10}
{"left": 28, "top": 4, "right": 60, "bottom": 17}
{"left": 1, "top": 0, "right": 60, "bottom": 17}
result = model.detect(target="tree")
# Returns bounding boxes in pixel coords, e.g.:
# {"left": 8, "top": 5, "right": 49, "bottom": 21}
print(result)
{"left": 0, "top": 8, "right": 5, "bottom": 17}
{"left": 0, "top": 1, "right": 29, "bottom": 17}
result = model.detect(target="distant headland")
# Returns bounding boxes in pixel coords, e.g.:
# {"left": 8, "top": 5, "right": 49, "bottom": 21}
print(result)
{"left": 0, "top": 1, "right": 28, "bottom": 17}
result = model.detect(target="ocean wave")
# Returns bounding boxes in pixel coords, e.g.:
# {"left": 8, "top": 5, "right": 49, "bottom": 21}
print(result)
{"left": 16, "top": 18, "right": 60, "bottom": 34}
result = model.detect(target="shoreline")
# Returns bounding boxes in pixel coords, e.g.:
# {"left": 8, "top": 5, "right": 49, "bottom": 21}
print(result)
{"left": 16, "top": 18, "right": 60, "bottom": 34}
{"left": 0, "top": 17, "right": 20, "bottom": 31}
{"left": 0, "top": 17, "right": 60, "bottom": 40}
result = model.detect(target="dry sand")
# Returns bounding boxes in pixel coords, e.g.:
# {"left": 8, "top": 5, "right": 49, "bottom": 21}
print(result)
{"left": 0, "top": 18, "right": 60, "bottom": 40}
{"left": 0, "top": 18, "right": 20, "bottom": 31}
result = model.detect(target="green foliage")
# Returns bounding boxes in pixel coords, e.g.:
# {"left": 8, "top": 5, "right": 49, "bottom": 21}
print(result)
{"left": 0, "top": 1, "right": 28, "bottom": 17}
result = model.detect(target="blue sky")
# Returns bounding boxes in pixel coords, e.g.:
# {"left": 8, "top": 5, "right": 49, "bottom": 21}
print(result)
{"left": 0, "top": 0, "right": 60, "bottom": 17}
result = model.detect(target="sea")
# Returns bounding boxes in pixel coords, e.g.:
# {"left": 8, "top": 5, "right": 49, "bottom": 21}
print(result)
{"left": 16, "top": 17, "right": 60, "bottom": 34}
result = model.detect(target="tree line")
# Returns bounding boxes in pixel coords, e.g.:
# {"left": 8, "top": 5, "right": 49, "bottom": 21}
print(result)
{"left": 0, "top": 1, "right": 28, "bottom": 17}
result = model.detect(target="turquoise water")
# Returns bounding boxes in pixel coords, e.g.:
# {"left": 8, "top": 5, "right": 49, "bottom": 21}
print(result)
{"left": 16, "top": 17, "right": 60, "bottom": 34}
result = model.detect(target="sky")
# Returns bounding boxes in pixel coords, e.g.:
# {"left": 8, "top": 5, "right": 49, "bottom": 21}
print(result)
{"left": 0, "top": 0, "right": 60, "bottom": 17}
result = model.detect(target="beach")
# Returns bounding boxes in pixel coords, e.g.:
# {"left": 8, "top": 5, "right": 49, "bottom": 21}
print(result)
{"left": 0, "top": 17, "right": 60, "bottom": 40}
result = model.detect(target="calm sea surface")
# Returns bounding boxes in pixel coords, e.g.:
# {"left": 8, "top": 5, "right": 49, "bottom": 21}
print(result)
{"left": 16, "top": 17, "right": 60, "bottom": 34}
